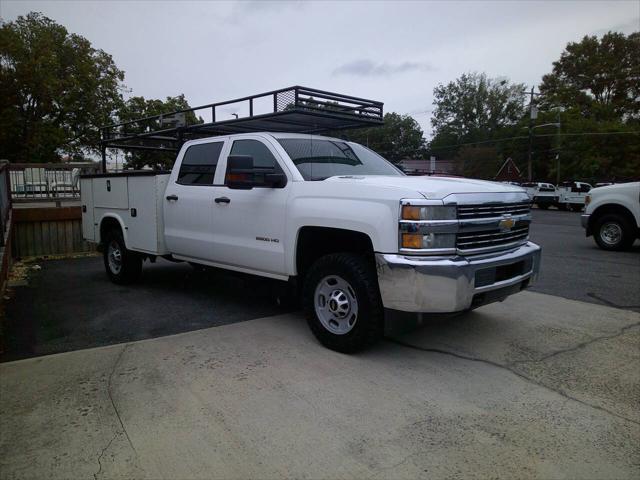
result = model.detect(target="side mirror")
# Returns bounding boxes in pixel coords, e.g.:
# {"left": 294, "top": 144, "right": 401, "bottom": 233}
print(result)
{"left": 226, "top": 155, "right": 287, "bottom": 189}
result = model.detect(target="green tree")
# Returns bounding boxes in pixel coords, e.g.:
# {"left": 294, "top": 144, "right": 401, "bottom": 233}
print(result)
{"left": 0, "top": 12, "right": 124, "bottom": 162}
{"left": 340, "top": 112, "right": 426, "bottom": 162}
{"left": 539, "top": 31, "right": 640, "bottom": 122}
{"left": 452, "top": 145, "right": 502, "bottom": 179}
{"left": 116, "top": 95, "right": 202, "bottom": 170}
{"left": 430, "top": 72, "right": 526, "bottom": 148}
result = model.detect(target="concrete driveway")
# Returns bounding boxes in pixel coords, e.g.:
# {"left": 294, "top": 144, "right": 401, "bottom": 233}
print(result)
{"left": 2, "top": 291, "right": 639, "bottom": 479}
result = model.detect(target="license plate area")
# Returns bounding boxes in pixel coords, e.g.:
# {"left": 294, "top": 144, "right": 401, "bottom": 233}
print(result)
{"left": 475, "top": 258, "right": 532, "bottom": 288}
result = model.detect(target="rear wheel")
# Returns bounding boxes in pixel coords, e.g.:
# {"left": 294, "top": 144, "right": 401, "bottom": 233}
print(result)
{"left": 103, "top": 229, "right": 143, "bottom": 284}
{"left": 593, "top": 213, "right": 635, "bottom": 251}
{"left": 303, "top": 253, "right": 383, "bottom": 353}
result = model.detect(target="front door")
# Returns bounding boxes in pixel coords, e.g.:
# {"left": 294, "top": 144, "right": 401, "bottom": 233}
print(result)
{"left": 210, "top": 137, "right": 290, "bottom": 277}
{"left": 164, "top": 139, "right": 226, "bottom": 261}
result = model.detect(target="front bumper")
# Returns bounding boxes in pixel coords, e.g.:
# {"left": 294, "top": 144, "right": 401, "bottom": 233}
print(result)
{"left": 581, "top": 214, "right": 590, "bottom": 230}
{"left": 534, "top": 195, "right": 559, "bottom": 204}
{"left": 375, "top": 242, "right": 541, "bottom": 313}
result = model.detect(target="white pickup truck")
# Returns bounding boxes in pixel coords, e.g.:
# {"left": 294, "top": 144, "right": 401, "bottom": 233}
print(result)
{"left": 581, "top": 182, "right": 640, "bottom": 250}
{"left": 81, "top": 132, "right": 541, "bottom": 352}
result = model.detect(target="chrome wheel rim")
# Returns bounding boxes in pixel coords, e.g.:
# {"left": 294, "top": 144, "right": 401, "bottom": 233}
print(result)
{"left": 314, "top": 275, "right": 358, "bottom": 335}
{"left": 600, "top": 222, "right": 622, "bottom": 246}
{"left": 107, "top": 240, "right": 122, "bottom": 274}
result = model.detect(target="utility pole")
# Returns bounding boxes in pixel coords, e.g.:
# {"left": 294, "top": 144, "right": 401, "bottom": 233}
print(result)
{"left": 555, "top": 110, "right": 561, "bottom": 185}
{"left": 527, "top": 87, "right": 537, "bottom": 182}
{"left": 101, "top": 144, "right": 107, "bottom": 173}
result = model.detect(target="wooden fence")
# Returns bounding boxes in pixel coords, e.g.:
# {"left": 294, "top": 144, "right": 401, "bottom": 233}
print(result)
{"left": 1, "top": 161, "right": 13, "bottom": 291}
{"left": 11, "top": 207, "right": 94, "bottom": 258}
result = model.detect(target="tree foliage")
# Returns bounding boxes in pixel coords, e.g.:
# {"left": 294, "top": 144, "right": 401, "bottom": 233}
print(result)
{"left": 539, "top": 31, "right": 640, "bottom": 122}
{"left": 340, "top": 112, "right": 426, "bottom": 162}
{"left": 430, "top": 72, "right": 526, "bottom": 147}
{"left": 452, "top": 145, "right": 502, "bottom": 179}
{"left": 0, "top": 12, "right": 124, "bottom": 162}
{"left": 116, "top": 95, "right": 202, "bottom": 170}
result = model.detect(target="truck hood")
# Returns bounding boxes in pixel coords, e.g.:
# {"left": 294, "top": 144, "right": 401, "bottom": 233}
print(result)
{"left": 324, "top": 175, "right": 525, "bottom": 200}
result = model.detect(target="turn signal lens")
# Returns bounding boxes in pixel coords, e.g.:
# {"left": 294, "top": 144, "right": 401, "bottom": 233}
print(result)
{"left": 402, "top": 206, "right": 421, "bottom": 220}
{"left": 401, "top": 234, "right": 423, "bottom": 249}
{"left": 401, "top": 205, "right": 457, "bottom": 221}
{"left": 585, "top": 194, "right": 591, "bottom": 206}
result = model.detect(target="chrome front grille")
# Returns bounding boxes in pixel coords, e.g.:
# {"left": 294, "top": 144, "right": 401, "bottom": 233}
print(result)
{"left": 457, "top": 202, "right": 531, "bottom": 219}
{"left": 457, "top": 225, "right": 529, "bottom": 252}
{"left": 456, "top": 201, "right": 531, "bottom": 253}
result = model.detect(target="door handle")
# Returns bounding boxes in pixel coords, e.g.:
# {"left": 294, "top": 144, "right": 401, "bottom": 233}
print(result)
{"left": 215, "top": 197, "right": 231, "bottom": 204}
{"left": 166, "top": 194, "right": 178, "bottom": 201}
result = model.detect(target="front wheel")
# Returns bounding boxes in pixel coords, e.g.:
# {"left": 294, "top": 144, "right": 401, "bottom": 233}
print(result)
{"left": 103, "top": 229, "right": 143, "bottom": 284}
{"left": 593, "top": 214, "right": 635, "bottom": 251}
{"left": 303, "top": 253, "right": 384, "bottom": 353}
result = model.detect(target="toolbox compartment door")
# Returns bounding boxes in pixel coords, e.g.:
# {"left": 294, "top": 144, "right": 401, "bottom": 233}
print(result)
{"left": 93, "top": 177, "right": 129, "bottom": 209}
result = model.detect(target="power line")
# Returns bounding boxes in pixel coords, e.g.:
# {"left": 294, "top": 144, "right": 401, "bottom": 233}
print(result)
{"left": 428, "top": 131, "right": 639, "bottom": 151}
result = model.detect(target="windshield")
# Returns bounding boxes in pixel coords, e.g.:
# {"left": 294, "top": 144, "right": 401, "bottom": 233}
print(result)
{"left": 276, "top": 138, "right": 403, "bottom": 180}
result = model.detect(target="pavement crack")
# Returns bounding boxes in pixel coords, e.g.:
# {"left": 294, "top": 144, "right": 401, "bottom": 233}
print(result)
{"left": 106, "top": 344, "right": 137, "bottom": 454}
{"left": 93, "top": 344, "right": 137, "bottom": 479}
{"left": 93, "top": 432, "right": 119, "bottom": 480}
{"left": 511, "top": 321, "right": 640, "bottom": 366}
{"left": 387, "top": 338, "right": 640, "bottom": 427}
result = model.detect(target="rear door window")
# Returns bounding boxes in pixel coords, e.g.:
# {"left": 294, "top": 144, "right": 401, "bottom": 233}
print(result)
{"left": 177, "top": 142, "right": 224, "bottom": 185}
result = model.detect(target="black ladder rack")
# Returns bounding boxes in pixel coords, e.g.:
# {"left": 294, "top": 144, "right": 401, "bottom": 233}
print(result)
{"left": 100, "top": 86, "right": 384, "bottom": 171}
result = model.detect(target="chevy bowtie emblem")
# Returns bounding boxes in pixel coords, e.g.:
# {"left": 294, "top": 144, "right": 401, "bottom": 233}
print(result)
{"left": 499, "top": 215, "right": 515, "bottom": 231}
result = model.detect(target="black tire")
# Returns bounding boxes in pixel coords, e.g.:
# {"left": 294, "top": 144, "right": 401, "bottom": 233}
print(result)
{"left": 538, "top": 203, "right": 550, "bottom": 210}
{"left": 303, "top": 253, "right": 384, "bottom": 353}
{"left": 593, "top": 213, "right": 635, "bottom": 251}
{"left": 570, "top": 204, "right": 583, "bottom": 212}
{"left": 557, "top": 203, "right": 568, "bottom": 211}
{"left": 103, "top": 229, "right": 143, "bottom": 284}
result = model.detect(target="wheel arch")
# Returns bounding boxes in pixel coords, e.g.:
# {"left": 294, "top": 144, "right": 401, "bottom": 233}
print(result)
{"left": 588, "top": 203, "right": 636, "bottom": 236}
{"left": 98, "top": 214, "right": 128, "bottom": 247}
{"left": 295, "top": 226, "right": 375, "bottom": 278}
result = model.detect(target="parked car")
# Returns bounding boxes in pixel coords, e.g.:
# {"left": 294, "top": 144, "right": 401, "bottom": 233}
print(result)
{"left": 521, "top": 182, "right": 559, "bottom": 209}
{"left": 81, "top": 133, "right": 541, "bottom": 352}
{"left": 557, "top": 181, "right": 592, "bottom": 211}
{"left": 581, "top": 182, "right": 640, "bottom": 250}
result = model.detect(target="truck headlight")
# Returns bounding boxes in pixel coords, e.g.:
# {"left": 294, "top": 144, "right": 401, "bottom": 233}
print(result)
{"left": 402, "top": 205, "right": 457, "bottom": 221}
{"left": 402, "top": 233, "right": 456, "bottom": 249}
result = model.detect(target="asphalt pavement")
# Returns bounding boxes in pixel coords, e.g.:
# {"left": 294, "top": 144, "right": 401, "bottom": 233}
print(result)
{"left": 528, "top": 208, "right": 640, "bottom": 311}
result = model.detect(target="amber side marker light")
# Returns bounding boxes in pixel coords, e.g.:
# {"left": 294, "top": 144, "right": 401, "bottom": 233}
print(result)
{"left": 402, "top": 233, "right": 423, "bottom": 249}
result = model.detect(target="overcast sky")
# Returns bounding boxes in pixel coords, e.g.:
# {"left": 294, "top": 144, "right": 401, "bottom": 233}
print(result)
{"left": 1, "top": 0, "right": 638, "bottom": 137}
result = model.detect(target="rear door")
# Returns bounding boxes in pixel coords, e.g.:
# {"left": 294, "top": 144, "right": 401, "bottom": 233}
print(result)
{"left": 209, "top": 136, "right": 290, "bottom": 277}
{"left": 164, "top": 139, "right": 227, "bottom": 261}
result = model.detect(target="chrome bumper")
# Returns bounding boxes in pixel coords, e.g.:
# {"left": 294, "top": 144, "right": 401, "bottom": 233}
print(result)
{"left": 375, "top": 242, "right": 541, "bottom": 313}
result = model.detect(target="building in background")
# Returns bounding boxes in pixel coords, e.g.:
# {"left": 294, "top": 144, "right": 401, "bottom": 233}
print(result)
{"left": 494, "top": 157, "right": 523, "bottom": 183}
{"left": 398, "top": 158, "right": 456, "bottom": 176}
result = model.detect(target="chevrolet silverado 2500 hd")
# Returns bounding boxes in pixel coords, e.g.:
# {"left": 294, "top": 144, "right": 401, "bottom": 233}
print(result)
{"left": 81, "top": 132, "right": 541, "bottom": 352}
